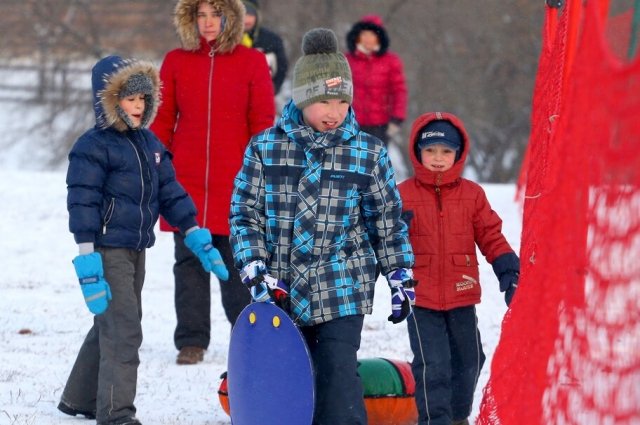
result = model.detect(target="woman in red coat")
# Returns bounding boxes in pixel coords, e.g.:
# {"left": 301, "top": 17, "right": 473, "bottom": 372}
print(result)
{"left": 151, "top": 0, "right": 275, "bottom": 365}
{"left": 345, "top": 15, "right": 408, "bottom": 145}
{"left": 398, "top": 111, "right": 520, "bottom": 425}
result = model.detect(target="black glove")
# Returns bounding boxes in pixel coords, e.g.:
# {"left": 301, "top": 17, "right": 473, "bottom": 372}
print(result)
{"left": 491, "top": 252, "right": 520, "bottom": 306}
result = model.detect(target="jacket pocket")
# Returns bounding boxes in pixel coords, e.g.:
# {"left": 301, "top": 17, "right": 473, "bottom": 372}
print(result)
{"left": 102, "top": 198, "right": 116, "bottom": 235}
{"left": 413, "top": 254, "right": 431, "bottom": 282}
{"left": 450, "top": 254, "right": 481, "bottom": 297}
{"left": 345, "top": 252, "right": 377, "bottom": 289}
{"left": 310, "top": 260, "right": 356, "bottom": 292}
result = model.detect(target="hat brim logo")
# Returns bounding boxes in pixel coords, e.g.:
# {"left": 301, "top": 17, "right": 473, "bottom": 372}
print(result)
{"left": 422, "top": 131, "right": 446, "bottom": 139}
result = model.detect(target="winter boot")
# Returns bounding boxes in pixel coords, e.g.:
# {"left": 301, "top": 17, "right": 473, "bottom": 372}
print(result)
{"left": 176, "top": 346, "right": 205, "bottom": 365}
{"left": 57, "top": 401, "right": 96, "bottom": 419}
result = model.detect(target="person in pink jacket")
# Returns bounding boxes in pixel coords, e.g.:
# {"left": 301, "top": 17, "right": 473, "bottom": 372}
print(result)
{"left": 150, "top": 0, "right": 275, "bottom": 365}
{"left": 345, "top": 15, "right": 408, "bottom": 146}
{"left": 398, "top": 111, "right": 520, "bottom": 425}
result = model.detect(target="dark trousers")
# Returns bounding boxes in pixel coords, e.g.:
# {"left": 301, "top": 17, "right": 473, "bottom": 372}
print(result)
{"left": 407, "top": 306, "right": 486, "bottom": 425}
{"left": 301, "top": 315, "right": 367, "bottom": 425}
{"left": 61, "top": 248, "right": 145, "bottom": 424}
{"left": 173, "top": 232, "right": 251, "bottom": 350}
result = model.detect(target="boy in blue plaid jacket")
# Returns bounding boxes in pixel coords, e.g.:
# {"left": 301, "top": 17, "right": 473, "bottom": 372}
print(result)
{"left": 230, "top": 28, "right": 415, "bottom": 425}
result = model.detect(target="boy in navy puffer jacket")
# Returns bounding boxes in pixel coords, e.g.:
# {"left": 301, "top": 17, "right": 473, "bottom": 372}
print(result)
{"left": 398, "top": 111, "right": 520, "bottom": 425}
{"left": 58, "top": 55, "right": 228, "bottom": 425}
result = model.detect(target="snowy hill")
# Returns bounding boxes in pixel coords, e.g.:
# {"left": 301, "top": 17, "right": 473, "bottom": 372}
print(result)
{"left": 0, "top": 169, "right": 520, "bottom": 424}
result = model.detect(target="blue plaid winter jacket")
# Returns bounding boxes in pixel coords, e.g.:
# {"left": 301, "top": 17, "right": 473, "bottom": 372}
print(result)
{"left": 230, "top": 100, "right": 414, "bottom": 325}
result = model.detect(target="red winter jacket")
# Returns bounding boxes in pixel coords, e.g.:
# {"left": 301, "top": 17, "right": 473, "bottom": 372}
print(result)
{"left": 398, "top": 112, "right": 515, "bottom": 310}
{"left": 345, "top": 16, "right": 407, "bottom": 126}
{"left": 151, "top": 39, "right": 275, "bottom": 235}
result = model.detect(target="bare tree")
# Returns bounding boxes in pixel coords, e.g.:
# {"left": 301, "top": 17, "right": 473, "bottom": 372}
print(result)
{"left": 0, "top": 0, "right": 543, "bottom": 181}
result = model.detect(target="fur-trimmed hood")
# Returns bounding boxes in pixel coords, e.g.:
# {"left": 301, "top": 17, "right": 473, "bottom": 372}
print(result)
{"left": 174, "top": 0, "right": 245, "bottom": 53}
{"left": 91, "top": 55, "right": 160, "bottom": 132}
{"left": 346, "top": 15, "right": 390, "bottom": 56}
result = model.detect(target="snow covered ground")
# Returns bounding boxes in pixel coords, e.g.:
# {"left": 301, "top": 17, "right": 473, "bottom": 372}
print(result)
{"left": 0, "top": 169, "right": 520, "bottom": 425}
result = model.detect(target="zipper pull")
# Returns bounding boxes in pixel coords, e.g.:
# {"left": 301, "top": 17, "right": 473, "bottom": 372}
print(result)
{"left": 103, "top": 224, "right": 107, "bottom": 235}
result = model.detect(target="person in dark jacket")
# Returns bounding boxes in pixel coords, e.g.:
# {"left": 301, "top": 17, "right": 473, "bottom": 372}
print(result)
{"left": 241, "top": 0, "right": 288, "bottom": 95}
{"left": 398, "top": 111, "right": 520, "bottom": 425}
{"left": 58, "top": 55, "right": 228, "bottom": 425}
{"left": 345, "top": 15, "right": 408, "bottom": 146}
{"left": 151, "top": 0, "right": 275, "bottom": 365}
{"left": 230, "top": 28, "right": 416, "bottom": 425}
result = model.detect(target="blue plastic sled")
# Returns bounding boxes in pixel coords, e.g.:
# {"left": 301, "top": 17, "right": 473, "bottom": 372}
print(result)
{"left": 227, "top": 302, "right": 314, "bottom": 425}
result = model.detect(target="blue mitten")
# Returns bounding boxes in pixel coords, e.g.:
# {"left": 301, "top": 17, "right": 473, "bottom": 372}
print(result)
{"left": 184, "top": 228, "right": 229, "bottom": 281}
{"left": 72, "top": 252, "right": 112, "bottom": 315}
{"left": 386, "top": 268, "right": 418, "bottom": 324}
{"left": 241, "top": 260, "right": 289, "bottom": 309}
{"left": 491, "top": 252, "right": 520, "bottom": 306}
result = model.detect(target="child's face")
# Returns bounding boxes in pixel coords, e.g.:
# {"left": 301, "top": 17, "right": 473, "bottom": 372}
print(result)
{"left": 302, "top": 99, "right": 350, "bottom": 133}
{"left": 420, "top": 144, "right": 457, "bottom": 172}
{"left": 357, "top": 30, "right": 380, "bottom": 52}
{"left": 119, "top": 94, "right": 146, "bottom": 129}
{"left": 197, "top": 2, "right": 224, "bottom": 42}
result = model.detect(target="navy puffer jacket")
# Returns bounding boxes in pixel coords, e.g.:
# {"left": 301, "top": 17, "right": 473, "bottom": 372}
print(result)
{"left": 67, "top": 55, "right": 197, "bottom": 250}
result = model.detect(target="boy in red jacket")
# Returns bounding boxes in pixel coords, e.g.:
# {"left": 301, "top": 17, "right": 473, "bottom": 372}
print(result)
{"left": 397, "top": 111, "right": 520, "bottom": 425}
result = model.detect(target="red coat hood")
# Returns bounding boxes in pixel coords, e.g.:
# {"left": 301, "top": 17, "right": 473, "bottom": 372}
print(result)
{"left": 408, "top": 111, "right": 470, "bottom": 186}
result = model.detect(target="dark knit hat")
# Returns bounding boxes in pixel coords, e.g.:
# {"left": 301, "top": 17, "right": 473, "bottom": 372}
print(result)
{"left": 118, "top": 73, "right": 154, "bottom": 99}
{"left": 242, "top": 0, "right": 258, "bottom": 16}
{"left": 292, "top": 28, "right": 353, "bottom": 110}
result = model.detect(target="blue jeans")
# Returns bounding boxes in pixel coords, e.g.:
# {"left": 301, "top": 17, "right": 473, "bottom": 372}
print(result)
{"left": 301, "top": 315, "right": 367, "bottom": 425}
{"left": 407, "top": 306, "right": 486, "bottom": 425}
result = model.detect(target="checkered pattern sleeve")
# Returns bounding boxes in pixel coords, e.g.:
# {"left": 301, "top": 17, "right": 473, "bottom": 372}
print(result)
{"left": 229, "top": 141, "right": 269, "bottom": 270}
{"left": 360, "top": 146, "right": 414, "bottom": 274}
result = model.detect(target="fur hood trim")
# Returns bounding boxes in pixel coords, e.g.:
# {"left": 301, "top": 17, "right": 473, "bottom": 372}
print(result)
{"left": 174, "top": 0, "right": 245, "bottom": 53}
{"left": 346, "top": 15, "right": 390, "bottom": 56}
{"left": 92, "top": 56, "right": 161, "bottom": 132}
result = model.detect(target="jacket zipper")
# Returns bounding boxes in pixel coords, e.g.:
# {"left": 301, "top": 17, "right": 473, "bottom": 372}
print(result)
{"left": 138, "top": 132, "right": 155, "bottom": 247}
{"left": 126, "top": 136, "right": 146, "bottom": 250}
{"left": 203, "top": 46, "right": 215, "bottom": 228}
{"left": 435, "top": 174, "right": 446, "bottom": 309}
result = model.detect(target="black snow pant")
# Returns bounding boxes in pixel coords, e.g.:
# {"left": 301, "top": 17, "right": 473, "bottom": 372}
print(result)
{"left": 407, "top": 305, "right": 486, "bottom": 425}
{"left": 301, "top": 314, "right": 367, "bottom": 425}
{"left": 60, "top": 247, "right": 145, "bottom": 424}
{"left": 173, "top": 232, "right": 251, "bottom": 350}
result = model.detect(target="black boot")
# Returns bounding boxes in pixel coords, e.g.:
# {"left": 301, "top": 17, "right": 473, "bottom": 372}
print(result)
{"left": 57, "top": 401, "right": 96, "bottom": 419}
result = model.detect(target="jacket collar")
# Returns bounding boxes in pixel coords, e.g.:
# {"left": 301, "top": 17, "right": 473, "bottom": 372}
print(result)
{"left": 278, "top": 100, "right": 359, "bottom": 151}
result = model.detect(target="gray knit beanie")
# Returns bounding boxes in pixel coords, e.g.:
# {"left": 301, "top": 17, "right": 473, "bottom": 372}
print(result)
{"left": 119, "top": 73, "right": 154, "bottom": 99}
{"left": 292, "top": 28, "right": 353, "bottom": 110}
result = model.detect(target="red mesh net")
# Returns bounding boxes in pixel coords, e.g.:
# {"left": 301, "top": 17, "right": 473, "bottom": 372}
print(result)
{"left": 478, "top": 1, "right": 640, "bottom": 424}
